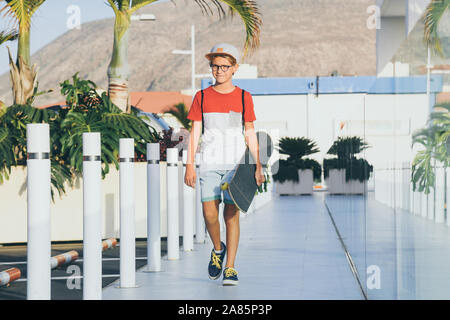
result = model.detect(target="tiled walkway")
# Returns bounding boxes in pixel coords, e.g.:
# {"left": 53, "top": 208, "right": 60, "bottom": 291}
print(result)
{"left": 103, "top": 192, "right": 363, "bottom": 300}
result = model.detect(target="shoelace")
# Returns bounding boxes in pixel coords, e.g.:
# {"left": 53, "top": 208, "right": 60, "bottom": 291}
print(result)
{"left": 211, "top": 252, "right": 222, "bottom": 269}
{"left": 224, "top": 268, "right": 237, "bottom": 278}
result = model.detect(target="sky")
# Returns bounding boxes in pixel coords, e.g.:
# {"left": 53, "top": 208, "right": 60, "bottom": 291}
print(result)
{"left": 0, "top": 0, "right": 169, "bottom": 76}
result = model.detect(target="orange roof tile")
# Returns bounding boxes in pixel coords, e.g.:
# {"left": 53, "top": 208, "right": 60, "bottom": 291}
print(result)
{"left": 436, "top": 92, "right": 450, "bottom": 104}
{"left": 37, "top": 91, "right": 193, "bottom": 113}
{"left": 130, "top": 92, "right": 192, "bottom": 113}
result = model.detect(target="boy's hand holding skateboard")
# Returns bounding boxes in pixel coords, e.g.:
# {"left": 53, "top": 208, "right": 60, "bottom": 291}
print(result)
{"left": 184, "top": 163, "right": 196, "bottom": 188}
{"left": 255, "top": 163, "right": 265, "bottom": 186}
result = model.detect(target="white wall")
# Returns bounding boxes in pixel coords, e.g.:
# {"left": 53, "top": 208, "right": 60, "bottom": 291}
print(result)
{"left": 377, "top": 17, "right": 406, "bottom": 74}
{"left": 0, "top": 163, "right": 155, "bottom": 243}
{"left": 234, "top": 64, "right": 258, "bottom": 79}
{"left": 251, "top": 92, "right": 430, "bottom": 171}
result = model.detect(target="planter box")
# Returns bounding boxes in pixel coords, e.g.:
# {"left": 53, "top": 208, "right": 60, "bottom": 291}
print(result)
{"left": 0, "top": 162, "right": 186, "bottom": 244}
{"left": 275, "top": 169, "right": 313, "bottom": 195}
{"left": 325, "top": 169, "right": 367, "bottom": 194}
{"left": 0, "top": 162, "right": 274, "bottom": 244}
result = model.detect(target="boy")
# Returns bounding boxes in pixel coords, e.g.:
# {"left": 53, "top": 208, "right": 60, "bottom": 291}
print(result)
{"left": 184, "top": 43, "right": 265, "bottom": 286}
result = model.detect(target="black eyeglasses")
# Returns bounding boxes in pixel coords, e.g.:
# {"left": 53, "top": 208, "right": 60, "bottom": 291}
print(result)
{"left": 210, "top": 64, "right": 232, "bottom": 72}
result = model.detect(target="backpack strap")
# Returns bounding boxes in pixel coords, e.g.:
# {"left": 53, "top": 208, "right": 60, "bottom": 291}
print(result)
{"left": 241, "top": 89, "right": 245, "bottom": 134}
{"left": 200, "top": 89, "right": 204, "bottom": 135}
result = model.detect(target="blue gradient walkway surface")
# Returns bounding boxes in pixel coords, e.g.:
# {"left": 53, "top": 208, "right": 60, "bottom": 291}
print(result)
{"left": 324, "top": 192, "right": 450, "bottom": 300}
{"left": 102, "top": 193, "right": 363, "bottom": 300}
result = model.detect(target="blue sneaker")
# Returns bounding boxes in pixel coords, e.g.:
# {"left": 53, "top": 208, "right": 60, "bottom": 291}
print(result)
{"left": 208, "top": 241, "right": 226, "bottom": 280}
{"left": 222, "top": 267, "right": 239, "bottom": 286}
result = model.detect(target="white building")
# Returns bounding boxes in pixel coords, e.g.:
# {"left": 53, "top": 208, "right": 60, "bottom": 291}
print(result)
{"left": 201, "top": 74, "right": 443, "bottom": 174}
{"left": 376, "top": 0, "right": 432, "bottom": 75}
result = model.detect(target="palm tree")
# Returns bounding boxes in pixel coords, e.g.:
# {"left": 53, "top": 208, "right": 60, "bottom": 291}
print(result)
{"left": 0, "top": 28, "right": 18, "bottom": 108}
{"left": 429, "top": 102, "right": 450, "bottom": 165}
{"left": 411, "top": 102, "right": 450, "bottom": 195}
{"left": 0, "top": 0, "right": 46, "bottom": 105}
{"left": 165, "top": 102, "right": 192, "bottom": 130}
{"left": 105, "top": 0, "right": 262, "bottom": 113}
{"left": 423, "top": 0, "right": 450, "bottom": 57}
{"left": 411, "top": 126, "right": 439, "bottom": 194}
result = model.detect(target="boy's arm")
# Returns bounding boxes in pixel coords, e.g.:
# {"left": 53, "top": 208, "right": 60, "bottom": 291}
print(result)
{"left": 186, "top": 121, "right": 202, "bottom": 167}
{"left": 244, "top": 121, "right": 262, "bottom": 168}
{"left": 245, "top": 122, "right": 265, "bottom": 187}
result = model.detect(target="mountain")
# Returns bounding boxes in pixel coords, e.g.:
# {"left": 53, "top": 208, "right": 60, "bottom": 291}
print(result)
{"left": 0, "top": 0, "right": 377, "bottom": 107}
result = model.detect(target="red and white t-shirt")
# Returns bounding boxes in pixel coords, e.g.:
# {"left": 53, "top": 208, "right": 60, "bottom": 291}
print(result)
{"left": 187, "top": 86, "right": 256, "bottom": 172}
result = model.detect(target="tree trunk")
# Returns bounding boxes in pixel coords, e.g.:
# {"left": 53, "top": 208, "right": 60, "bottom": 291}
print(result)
{"left": 17, "top": 24, "right": 30, "bottom": 66}
{"left": 7, "top": 45, "right": 38, "bottom": 106}
{"left": 107, "top": 13, "right": 130, "bottom": 113}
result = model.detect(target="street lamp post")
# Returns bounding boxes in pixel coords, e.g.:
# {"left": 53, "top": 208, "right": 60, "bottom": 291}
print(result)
{"left": 173, "top": 25, "right": 212, "bottom": 96}
{"left": 426, "top": 46, "right": 433, "bottom": 114}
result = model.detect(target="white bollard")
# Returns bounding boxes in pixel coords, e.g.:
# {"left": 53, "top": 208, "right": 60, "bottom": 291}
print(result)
{"left": 421, "top": 192, "right": 428, "bottom": 218}
{"left": 146, "top": 143, "right": 161, "bottom": 271}
{"left": 82, "top": 132, "right": 102, "bottom": 300}
{"left": 383, "top": 169, "right": 389, "bottom": 206}
{"left": 413, "top": 189, "right": 421, "bottom": 216}
{"left": 167, "top": 148, "right": 180, "bottom": 260}
{"left": 435, "top": 163, "right": 445, "bottom": 223}
{"left": 388, "top": 165, "right": 394, "bottom": 208}
{"left": 376, "top": 169, "right": 384, "bottom": 205}
{"left": 395, "top": 164, "right": 402, "bottom": 209}
{"left": 401, "top": 162, "right": 410, "bottom": 212}
{"left": 119, "top": 138, "right": 136, "bottom": 287}
{"left": 447, "top": 168, "right": 450, "bottom": 227}
{"left": 409, "top": 167, "right": 415, "bottom": 215}
{"left": 182, "top": 150, "right": 194, "bottom": 251}
{"left": 26, "top": 123, "right": 51, "bottom": 300}
{"left": 428, "top": 187, "right": 435, "bottom": 221}
{"left": 195, "top": 153, "right": 206, "bottom": 243}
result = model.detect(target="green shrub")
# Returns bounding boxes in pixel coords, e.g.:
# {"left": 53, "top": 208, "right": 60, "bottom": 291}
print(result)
{"left": 272, "top": 137, "right": 321, "bottom": 183}
{"left": 323, "top": 136, "right": 373, "bottom": 182}
{"left": 0, "top": 73, "right": 162, "bottom": 200}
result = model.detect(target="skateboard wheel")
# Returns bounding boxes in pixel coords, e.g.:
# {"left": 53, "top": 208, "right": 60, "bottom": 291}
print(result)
{"left": 221, "top": 182, "right": 229, "bottom": 190}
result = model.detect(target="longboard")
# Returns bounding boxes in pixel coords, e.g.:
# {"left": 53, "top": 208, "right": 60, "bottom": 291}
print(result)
{"left": 221, "top": 131, "right": 273, "bottom": 212}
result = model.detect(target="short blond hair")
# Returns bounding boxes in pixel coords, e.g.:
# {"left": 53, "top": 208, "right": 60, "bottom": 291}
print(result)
{"left": 208, "top": 54, "right": 237, "bottom": 66}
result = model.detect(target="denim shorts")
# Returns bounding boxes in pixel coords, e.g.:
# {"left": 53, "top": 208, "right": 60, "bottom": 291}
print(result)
{"left": 199, "top": 168, "right": 236, "bottom": 204}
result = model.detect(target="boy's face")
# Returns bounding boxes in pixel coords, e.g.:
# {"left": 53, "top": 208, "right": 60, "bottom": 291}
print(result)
{"left": 210, "top": 56, "right": 239, "bottom": 85}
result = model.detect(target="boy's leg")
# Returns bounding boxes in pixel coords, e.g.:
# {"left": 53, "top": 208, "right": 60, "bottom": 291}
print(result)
{"left": 223, "top": 203, "right": 240, "bottom": 268}
{"left": 220, "top": 167, "right": 240, "bottom": 268}
{"left": 202, "top": 199, "right": 222, "bottom": 251}
{"left": 199, "top": 170, "right": 224, "bottom": 252}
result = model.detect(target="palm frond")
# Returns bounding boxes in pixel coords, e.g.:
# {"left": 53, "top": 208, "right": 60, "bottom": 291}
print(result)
{"left": 165, "top": 103, "right": 192, "bottom": 130}
{"left": 327, "top": 136, "right": 369, "bottom": 159}
{"left": 193, "top": 0, "right": 262, "bottom": 58}
{"left": 0, "top": 126, "right": 17, "bottom": 184}
{"left": 423, "top": 0, "right": 450, "bottom": 57}
{"left": 0, "top": 0, "right": 46, "bottom": 29}
{"left": 277, "top": 137, "right": 320, "bottom": 160}
{"left": 130, "top": 0, "right": 159, "bottom": 13}
{"left": 105, "top": 0, "right": 120, "bottom": 15}
{"left": 0, "top": 29, "right": 19, "bottom": 45}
